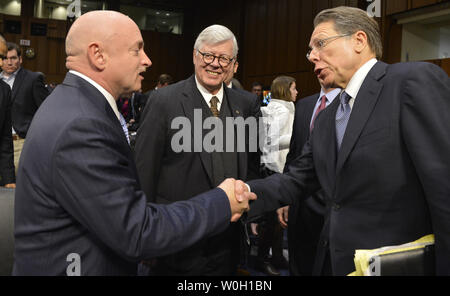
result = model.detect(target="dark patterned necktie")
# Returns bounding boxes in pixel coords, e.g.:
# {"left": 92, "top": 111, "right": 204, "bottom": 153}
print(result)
{"left": 210, "top": 96, "right": 220, "bottom": 117}
{"left": 310, "top": 95, "right": 327, "bottom": 131}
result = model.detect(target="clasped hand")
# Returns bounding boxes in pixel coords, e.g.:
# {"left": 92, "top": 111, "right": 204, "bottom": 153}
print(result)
{"left": 218, "top": 178, "right": 257, "bottom": 222}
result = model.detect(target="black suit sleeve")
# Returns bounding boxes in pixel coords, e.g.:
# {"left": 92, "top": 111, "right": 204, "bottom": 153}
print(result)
{"left": 0, "top": 84, "right": 14, "bottom": 184}
{"left": 52, "top": 117, "right": 231, "bottom": 261}
{"left": 32, "top": 73, "right": 49, "bottom": 107}
{"left": 247, "top": 137, "right": 320, "bottom": 218}
{"left": 134, "top": 90, "right": 168, "bottom": 202}
{"left": 284, "top": 105, "right": 302, "bottom": 173}
{"left": 401, "top": 63, "right": 450, "bottom": 274}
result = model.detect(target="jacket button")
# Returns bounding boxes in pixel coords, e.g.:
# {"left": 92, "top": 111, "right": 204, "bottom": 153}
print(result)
{"left": 323, "top": 240, "right": 328, "bottom": 247}
{"left": 333, "top": 203, "right": 341, "bottom": 211}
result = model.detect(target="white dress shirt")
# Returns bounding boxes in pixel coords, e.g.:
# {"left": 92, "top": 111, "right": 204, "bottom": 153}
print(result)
{"left": 260, "top": 98, "right": 295, "bottom": 173}
{"left": 195, "top": 75, "right": 224, "bottom": 111}
{"left": 1, "top": 69, "right": 20, "bottom": 134}
{"left": 0, "top": 68, "right": 19, "bottom": 89}
{"left": 345, "top": 58, "right": 378, "bottom": 109}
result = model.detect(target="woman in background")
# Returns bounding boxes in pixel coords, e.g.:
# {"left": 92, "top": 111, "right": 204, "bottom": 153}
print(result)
{"left": 252, "top": 76, "right": 297, "bottom": 275}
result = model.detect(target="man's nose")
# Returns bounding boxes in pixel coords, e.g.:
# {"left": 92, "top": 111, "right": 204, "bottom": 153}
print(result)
{"left": 210, "top": 57, "right": 221, "bottom": 67}
{"left": 142, "top": 51, "right": 152, "bottom": 67}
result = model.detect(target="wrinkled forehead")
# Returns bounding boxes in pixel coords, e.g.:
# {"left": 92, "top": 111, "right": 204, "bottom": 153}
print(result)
{"left": 199, "top": 40, "right": 234, "bottom": 56}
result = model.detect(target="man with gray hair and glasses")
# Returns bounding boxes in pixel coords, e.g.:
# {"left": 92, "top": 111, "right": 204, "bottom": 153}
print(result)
{"left": 135, "top": 24, "right": 261, "bottom": 275}
{"left": 246, "top": 6, "right": 450, "bottom": 276}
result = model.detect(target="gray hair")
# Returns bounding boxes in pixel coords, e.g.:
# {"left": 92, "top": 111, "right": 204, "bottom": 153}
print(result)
{"left": 314, "top": 6, "right": 383, "bottom": 59}
{"left": 194, "top": 24, "right": 238, "bottom": 57}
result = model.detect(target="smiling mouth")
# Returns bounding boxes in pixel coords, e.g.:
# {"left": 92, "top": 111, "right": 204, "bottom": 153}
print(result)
{"left": 206, "top": 70, "right": 221, "bottom": 76}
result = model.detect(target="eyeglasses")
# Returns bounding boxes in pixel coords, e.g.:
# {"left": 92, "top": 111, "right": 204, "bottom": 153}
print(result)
{"left": 197, "top": 50, "right": 235, "bottom": 67}
{"left": 306, "top": 33, "right": 352, "bottom": 60}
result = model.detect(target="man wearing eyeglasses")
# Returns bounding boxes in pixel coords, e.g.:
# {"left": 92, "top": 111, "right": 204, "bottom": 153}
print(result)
{"left": 246, "top": 6, "right": 450, "bottom": 276}
{"left": 135, "top": 24, "right": 261, "bottom": 276}
{"left": 0, "top": 42, "right": 49, "bottom": 172}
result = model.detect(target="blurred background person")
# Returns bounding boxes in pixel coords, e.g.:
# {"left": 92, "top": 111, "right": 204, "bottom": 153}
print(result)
{"left": 252, "top": 75, "right": 297, "bottom": 275}
{"left": 250, "top": 81, "right": 264, "bottom": 106}
{"left": 144, "top": 73, "right": 173, "bottom": 98}
{"left": 0, "top": 35, "right": 15, "bottom": 188}
{"left": 0, "top": 42, "right": 49, "bottom": 172}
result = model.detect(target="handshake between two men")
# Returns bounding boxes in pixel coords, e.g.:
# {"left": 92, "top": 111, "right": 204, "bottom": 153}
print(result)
{"left": 218, "top": 178, "right": 257, "bottom": 222}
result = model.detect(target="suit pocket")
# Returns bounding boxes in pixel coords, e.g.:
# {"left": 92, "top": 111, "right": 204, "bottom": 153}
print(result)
{"left": 355, "top": 126, "right": 390, "bottom": 148}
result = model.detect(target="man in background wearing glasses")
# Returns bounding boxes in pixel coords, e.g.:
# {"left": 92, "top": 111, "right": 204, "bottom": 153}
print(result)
{"left": 0, "top": 42, "right": 49, "bottom": 173}
{"left": 135, "top": 24, "right": 261, "bottom": 276}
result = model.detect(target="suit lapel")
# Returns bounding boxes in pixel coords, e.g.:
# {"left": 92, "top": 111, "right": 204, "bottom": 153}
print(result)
{"left": 336, "top": 62, "right": 387, "bottom": 174}
{"left": 180, "top": 76, "right": 214, "bottom": 185}
{"left": 11, "top": 68, "right": 25, "bottom": 101}
{"left": 224, "top": 86, "right": 246, "bottom": 179}
{"left": 321, "top": 98, "right": 339, "bottom": 196}
{"left": 63, "top": 72, "right": 120, "bottom": 127}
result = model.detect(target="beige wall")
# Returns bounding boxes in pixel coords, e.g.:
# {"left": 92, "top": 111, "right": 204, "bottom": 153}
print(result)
{"left": 0, "top": 0, "right": 21, "bottom": 16}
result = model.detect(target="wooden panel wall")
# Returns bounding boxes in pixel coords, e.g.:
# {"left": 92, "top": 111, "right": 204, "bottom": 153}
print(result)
{"left": 0, "top": 14, "right": 67, "bottom": 85}
{"left": 140, "top": 30, "right": 184, "bottom": 92}
{"left": 0, "top": 13, "right": 187, "bottom": 93}
{"left": 386, "top": 0, "right": 446, "bottom": 15}
{"left": 1, "top": 0, "right": 448, "bottom": 95}
{"left": 238, "top": 0, "right": 360, "bottom": 97}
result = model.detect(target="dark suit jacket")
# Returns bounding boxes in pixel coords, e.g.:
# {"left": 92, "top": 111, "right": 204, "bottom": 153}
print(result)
{"left": 13, "top": 73, "right": 231, "bottom": 275}
{"left": 0, "top": 80, "right": 14, "bottom": 185}
{"left": 283, "top": 93, "right": 325, "bottom": 275}
{"left": 135, "top": 75, "right": 261, "bottom": 275}
{"left": 11, "top": 67, "right": 49, "bottom": 138}
{"left": 248, "top": 61, "right": 450, "bottom": 275}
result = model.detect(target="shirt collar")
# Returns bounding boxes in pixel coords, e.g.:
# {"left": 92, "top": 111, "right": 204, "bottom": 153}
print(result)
{"left": 1, "top": 68, "right": 20, "bottom": 79}
{"left": 195, "top": 74, "right": 224, "bottom": 105}
{"left": 318, "top": 88, "right": 341, "bottom": 104}
{"left": 69, "top": 70, "right": 121, "bottom": 121}
{"left": 344, "top": 58, "right": 377, "bottom": 99}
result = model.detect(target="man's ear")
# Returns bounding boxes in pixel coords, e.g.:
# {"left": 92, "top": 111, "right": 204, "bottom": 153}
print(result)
{"left": 353, "top": 30, "right": 368, "bottom": 54}
{"left": 87, "top": 42, "right": 106, "bottom": 70}
{"left": 193, "top": 49, "right": 197, "bottom": 65}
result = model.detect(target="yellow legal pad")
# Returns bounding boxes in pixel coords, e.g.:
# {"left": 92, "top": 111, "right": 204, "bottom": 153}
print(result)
{"left": 348, "top": 234, "right": 435, "bottom": 276}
